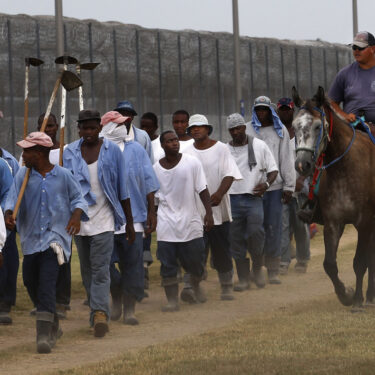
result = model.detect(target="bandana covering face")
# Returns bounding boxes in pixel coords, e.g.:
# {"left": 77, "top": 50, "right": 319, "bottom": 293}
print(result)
{"left": 99, "top": 122, "right": 135, "bottom": 145}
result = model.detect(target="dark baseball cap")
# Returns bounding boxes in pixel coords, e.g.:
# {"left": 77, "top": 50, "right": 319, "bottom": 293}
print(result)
{"left": 351, "top": 31, "right": 375, "bottom": 48}
{"left": 77, "top": 109, "right": 101, "bottom": 123}
{"left": 277, "top": 97, "right": 294, "bottom": 109}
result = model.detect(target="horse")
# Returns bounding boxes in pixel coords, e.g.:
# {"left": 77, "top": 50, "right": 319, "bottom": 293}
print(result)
{"left": 292, "top": 86, "right": 375, "bottom": 310}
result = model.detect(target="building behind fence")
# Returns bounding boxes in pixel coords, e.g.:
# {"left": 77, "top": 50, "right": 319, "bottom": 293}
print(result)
{"left": 0, "top": 14, "right": 352, "bottom": 155}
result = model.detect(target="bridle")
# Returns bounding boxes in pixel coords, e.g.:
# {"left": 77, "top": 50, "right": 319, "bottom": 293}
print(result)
{"left": 295, "top": 105, "right": 355, "bottom": 170}
{"left": 295, "top": 106, "right": 331, "bottom": 165}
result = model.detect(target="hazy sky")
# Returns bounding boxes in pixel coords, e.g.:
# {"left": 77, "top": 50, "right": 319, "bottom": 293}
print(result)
{"left": 0, "top": 0, "right": 373, "bottom": 44}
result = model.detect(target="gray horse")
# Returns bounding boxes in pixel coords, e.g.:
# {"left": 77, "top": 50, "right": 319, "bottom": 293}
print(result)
{"left": 292, "top": 86, "right": 375, "bottom": 310}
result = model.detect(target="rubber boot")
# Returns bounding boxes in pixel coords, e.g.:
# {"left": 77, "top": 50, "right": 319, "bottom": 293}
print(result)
{"left": 50, "top": 314, "right": 63, "bottom": 348}
{"left": 56, "top": 303, "right": 67, "bottom": 320}
{"left": 266, "top": 256, "right": 282, "bottom": 285}
{"left": 110, "top": 291, "right": 122, "bottom": 321}
{"left": 123, "top": 294, "right": 139, "bottom": 325}
{"left": 36, "top": 311, "right": 54, "bottom": 354}
{"left": 0, "top": 302, "right": 12, "bottom": 325}
{"left": 234, "top": 258, "right": 251, "bottom": 292}
{"left": 180, "top": 273, "right": 198, "bottom": 304}
{"left": 251, "top": 254, "right": 266, "bottom": 288}
{"left": 162, "top": 284, "right": 179, "bottom": 312}
{"left": 218, "top": 271, "right": 234, "bottom": 301}
{"left": 190, "top": 275, "right": 207, "bottom": 303}
{"left": 144, "top": 267, "right": 149, "bottom": 290}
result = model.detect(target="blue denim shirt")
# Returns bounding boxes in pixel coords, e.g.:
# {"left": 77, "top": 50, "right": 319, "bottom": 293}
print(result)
{"left": 133, "top": 126, "right": 154, "bottom": 164}
{"left": 1, "top": 148, "right": 19, "bottom": 177}
{"left": 63, "top": 137, "right": 129, "bottom": 230}
{"left": 4, "top": 166, "right": 88, "bottom": 259}
{"left": 0, "top": 158, "right": 13, "bottom": 210}
{"left": 122, "top": 141, "right": 159, "bottom": 223}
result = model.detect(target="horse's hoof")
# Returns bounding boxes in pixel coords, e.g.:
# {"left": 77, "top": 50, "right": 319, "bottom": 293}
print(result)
{"left": 337, "top": 287, "right": 355, "bottom": 306}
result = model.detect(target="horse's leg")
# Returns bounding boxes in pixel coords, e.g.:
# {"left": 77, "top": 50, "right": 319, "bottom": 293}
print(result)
{"left": 352, "top": 229, "right": 369, "bottom": 309}
{"left": 323, "top": 222, "right": 354, "bottom": 306}
{"left": 365, "top": 231, "right": 375, "bottom": 306}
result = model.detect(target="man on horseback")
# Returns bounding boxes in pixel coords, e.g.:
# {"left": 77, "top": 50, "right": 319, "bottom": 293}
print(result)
{"left": 329, "top": 31, "right": 375, "bottom": 125}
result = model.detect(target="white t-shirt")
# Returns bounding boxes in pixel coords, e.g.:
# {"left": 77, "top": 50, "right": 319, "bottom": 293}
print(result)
{"left": 151, "top": 137, "right": 194, "bottom": 162}
{"left": 153, "top": 153, "right": 207, "bottom": 242}
{"left": 0, "top": 207, "right": 6, "bottom": 250}
{"left": 184, "top": 141, "right": 242, "bottom": 225}
{"left": 151, "top": 136, "right": 164, "bottom": 162}
{"left": 179, "top": 138, "right": 194, "bottom": 152}
{"left": 78, "top": 161, "right": 115, "bottom": 236}
{"left": 227, "top": 138, "right": 278, "bottom": 195}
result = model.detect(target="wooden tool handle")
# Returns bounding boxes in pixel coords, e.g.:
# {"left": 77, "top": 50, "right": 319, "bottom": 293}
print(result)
{"left": 13, "top": 168, "right": 31, "bottom": 219}
{"left": 59, "top": 127, "right": 64, "bottom": 166}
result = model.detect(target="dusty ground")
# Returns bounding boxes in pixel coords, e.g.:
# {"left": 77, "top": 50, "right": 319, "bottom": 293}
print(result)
{"left": 0, "top": 226, "right": 359, "bottom": 375}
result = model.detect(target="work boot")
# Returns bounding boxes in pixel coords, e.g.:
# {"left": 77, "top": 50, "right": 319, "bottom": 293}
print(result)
{"left": 56, "top": 303, "right": 67, "bottom": 320}
{"left": 0, "top": 312, "right": 12, "bottom": 325}
{"left": 218, "top": 271, "right": 234, "bottom": 301}
{"left": 180, "top": 273, "right": 198, "bottom": 304}
{"left": 190, "top": 275, "right": 207, "bottom": 303}
{"left": 93, "top": 311, "right": 109, "bottom": 338}
{"left": 0, "top": 302, "right": 12, "bottom": 325}
{"left": 251, "top": 254, "right": 266, "bottom": 288}
{"left": 279, "top": 263, "right": 289, "bottom": 275}
{"left": 123, "top": 294, "right": 139, "bottom": 325}
{"left": 144, "top": 267, "right": 149, "bottom": 290}
{"left": 234, "top": 258, "right": 251, "bottom": 292}
{"left": 266, "top": 256, "right": 282, "bottom": 285}
{"left": 295, "top": 261, "right": 308, "bottom": 273}
{"left": 36, "top": 311, "right": 54, "bottom": 354}
{"left": 162, "top": 284, "right": 179, "bottom": 312}
{"left": 110, "top": 292, "right": 122, "bottom": 321}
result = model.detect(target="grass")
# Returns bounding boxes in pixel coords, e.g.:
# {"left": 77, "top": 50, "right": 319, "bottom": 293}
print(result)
{"left": 53, "top": 295, "right": 375, "bottom": 375}
{"left": 6, "top": 225, "right": 372, "bottom": 375}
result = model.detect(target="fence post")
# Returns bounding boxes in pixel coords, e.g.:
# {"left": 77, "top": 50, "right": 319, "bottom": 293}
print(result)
{"left": 294, "top": 48, "right": 299, "bottom": 91}
{"left": 7, "top": 20, "right": 15, "bottom": 155}
{"left": 248, "top": 42, "right": 254, "bottom": 105}
{"left": 157, "top": 31, "right": 163, "bottom": 131}
{"left": 35, "top": 22, "right": 43, "bottom": 115}
{"left": 88, "top": 23, "right": 95, "bottom": 107}
{"left": 135, "top": 29, "right": 142, "bottom": 116}
{"left": 113, "top": 29, "right": 119, "bottom": 104}
{"left": 264, "top": 45, "right": 270, "bottom": 95}
{"left": 280, "top": 45, "right": 285, "bottom": 97}
{"left": 216, "top": 39, "right": 222, "bottom": 140}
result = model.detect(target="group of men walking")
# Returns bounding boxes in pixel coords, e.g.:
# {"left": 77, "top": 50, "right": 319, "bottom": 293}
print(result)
{"left": 0, "top": 94, "right": 311, "bottom": 354}
{"left": 2, "top": 29, "right": 374, "bottom": 354}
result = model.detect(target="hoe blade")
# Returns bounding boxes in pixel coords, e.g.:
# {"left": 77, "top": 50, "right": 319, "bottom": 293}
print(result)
{"left": 80, "top": 62, "right": 100, "bottom": 70}
{"left": 55, "top": 55, "right": 78, "bottom": 65}
{"left": 61, "top": 71, "right": 83, "bottom": 91}
{"left": 25, "top": 57, "right": 44, "bottom": 66}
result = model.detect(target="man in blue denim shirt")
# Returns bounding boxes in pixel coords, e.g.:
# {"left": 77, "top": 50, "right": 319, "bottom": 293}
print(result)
{"left": 0, "top": 157, "right": 15, "bottom": 325}
{"left": 63, "top": 109, "right": 135, "bottom": 338}
{"left": 4, "top": 131, "right": 88, "bottom": 353}
{"left": 100, "top": 110, "right": 159, "bottom": 325}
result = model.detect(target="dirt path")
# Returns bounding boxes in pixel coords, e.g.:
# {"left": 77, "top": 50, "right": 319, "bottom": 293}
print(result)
{"left": 0, "top": 227, "right": 359, "bottom": 375}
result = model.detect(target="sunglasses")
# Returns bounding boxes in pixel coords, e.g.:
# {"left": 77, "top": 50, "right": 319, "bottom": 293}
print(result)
{"left": 352, "top": 45, "right": 367, "bottom": 51}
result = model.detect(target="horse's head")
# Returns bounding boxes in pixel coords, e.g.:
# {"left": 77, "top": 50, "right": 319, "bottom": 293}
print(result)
{"left": 292, "top": 86, "right": 330, "bottom": 177}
